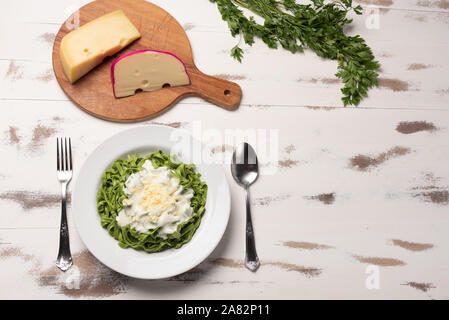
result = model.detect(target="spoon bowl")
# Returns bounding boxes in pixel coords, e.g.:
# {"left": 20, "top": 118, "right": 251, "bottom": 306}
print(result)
{"left": 231, "top": 143, "right": 259, "bottom": 187}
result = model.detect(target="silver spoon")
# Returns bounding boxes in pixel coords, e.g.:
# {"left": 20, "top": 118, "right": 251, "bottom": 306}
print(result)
{"left": 231, "top": 142, "right": 260, "bottom": 272}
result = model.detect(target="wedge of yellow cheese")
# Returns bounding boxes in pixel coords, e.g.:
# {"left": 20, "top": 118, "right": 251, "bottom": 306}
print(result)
{"left": 60, "top": 10, "right": 140, "bottom": 84}
{"left": 111, "top": 50, "right": 190, "bottom": 98}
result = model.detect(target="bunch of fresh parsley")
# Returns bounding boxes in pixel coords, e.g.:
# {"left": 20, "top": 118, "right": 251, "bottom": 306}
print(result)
{"left": 210, "top": 0, "right": 380, "bottom": 106}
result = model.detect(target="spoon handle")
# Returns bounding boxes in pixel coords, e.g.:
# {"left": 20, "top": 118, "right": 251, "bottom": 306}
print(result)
{"left": 245, "top": 187, "right": 260, "bottom": 271}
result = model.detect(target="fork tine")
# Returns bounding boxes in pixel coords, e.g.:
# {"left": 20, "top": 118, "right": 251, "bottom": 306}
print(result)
{"left": 61, "top": 137, "right": 64, "bottom": 171}
{"left": 68, "top": 138, "right": 73, "bottom": 171}
{"left": 64, "top": 137, "right": 68, "bottom": 171}
{"left": 61, "top": 137, "right": 65, "bottom": 171}
{"left": 57, "top": 138, "right": 60, "bottom": 171}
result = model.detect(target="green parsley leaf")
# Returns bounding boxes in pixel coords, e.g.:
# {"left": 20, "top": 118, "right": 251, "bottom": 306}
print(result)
{"left": 210, "top": 0, "right": 381, "bottom": 106}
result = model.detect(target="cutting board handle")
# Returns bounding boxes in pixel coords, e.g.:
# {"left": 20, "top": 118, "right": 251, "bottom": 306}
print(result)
{"left": 188, "top": 69, "right": 242, "bottom": 110}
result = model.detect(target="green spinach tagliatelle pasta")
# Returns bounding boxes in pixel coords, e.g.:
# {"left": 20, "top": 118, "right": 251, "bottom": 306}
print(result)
{"left": 96, "top": 150, "right": 207, "bottom": 253}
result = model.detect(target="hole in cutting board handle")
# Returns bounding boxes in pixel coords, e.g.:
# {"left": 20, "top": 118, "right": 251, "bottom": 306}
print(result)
{"left": 224, "top": 89, "right": 231, "bottom": 96}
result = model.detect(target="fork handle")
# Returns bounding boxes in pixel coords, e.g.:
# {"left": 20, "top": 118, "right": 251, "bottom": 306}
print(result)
{"left": 244, "top": 186, "right": 260, "bottom": 272}
{"left": 56, "top": 182, "right": 72, "bottom": 271}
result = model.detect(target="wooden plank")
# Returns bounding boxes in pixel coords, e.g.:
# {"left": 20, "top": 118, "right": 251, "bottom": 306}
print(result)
{"left": 1, "top": 225, "right": 447, "bottom": 299}
{"left": 2, "top": 0, "right": 448, "bottom": 26}
{"left": 1, "top": 0, "right": 449, "bottom": 299}
{"left": 1, "top": 100, "right": 449, "bottom": 298}
{"left": 1, "top": 4, "right": 448, "bottom": 109}
{"left": 1, "top": 37, "right": 449, "bottom": 109}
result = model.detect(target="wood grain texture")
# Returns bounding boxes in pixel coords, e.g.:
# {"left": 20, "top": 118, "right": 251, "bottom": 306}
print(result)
{"left": 1, "top": 0, "right": 449, "bottom": 300}
{"left": 2, "top": 100, "right": 449, "bottom": 299}
{"left": 52, "top": 0, "right": 242, "bottom": 122}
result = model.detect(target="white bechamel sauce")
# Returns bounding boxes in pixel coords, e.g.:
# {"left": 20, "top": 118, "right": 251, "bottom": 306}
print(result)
{"left": 116, "top": 160, "right": 194, "bottom": 238}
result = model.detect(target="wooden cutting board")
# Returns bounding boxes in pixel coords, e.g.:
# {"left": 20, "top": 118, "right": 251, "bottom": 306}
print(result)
{"left": 52, "top": 0, "right": 242, "bottom": 122}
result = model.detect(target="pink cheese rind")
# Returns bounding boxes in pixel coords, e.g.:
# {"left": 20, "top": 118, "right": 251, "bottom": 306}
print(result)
{"left": 110, "top": 50, "right": 191, "bottom": 98}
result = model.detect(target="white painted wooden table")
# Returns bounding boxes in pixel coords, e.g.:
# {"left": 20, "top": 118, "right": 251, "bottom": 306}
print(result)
{"left": 1, "top": 0, "right": 448, "bottom": 299}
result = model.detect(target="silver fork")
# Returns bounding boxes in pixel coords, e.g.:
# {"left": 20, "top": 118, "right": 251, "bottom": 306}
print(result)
{"left": 56, "top": 137, "right": 73, "bottom": 271}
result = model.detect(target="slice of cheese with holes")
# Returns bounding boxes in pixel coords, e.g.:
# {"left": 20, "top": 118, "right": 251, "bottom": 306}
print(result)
{"left": 111, "top": 50, "right": 190, "bottom": 98}
{"left": 60, "top": 10, "right": 140, "bottom": 84}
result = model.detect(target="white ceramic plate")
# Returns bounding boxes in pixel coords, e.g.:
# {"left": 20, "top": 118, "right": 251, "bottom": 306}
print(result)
{"left": 72, "top": 125, "right": 230, "bottom": 279}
